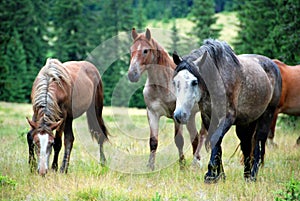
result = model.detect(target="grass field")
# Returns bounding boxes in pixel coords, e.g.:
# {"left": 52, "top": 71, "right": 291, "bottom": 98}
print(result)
{"left": 1, "top": 102, "right": 300, "bottom": 200}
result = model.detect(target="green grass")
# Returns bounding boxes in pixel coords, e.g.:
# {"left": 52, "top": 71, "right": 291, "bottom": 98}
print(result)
{"left": 1, "top": 102, "right": 300, "bottom": 200}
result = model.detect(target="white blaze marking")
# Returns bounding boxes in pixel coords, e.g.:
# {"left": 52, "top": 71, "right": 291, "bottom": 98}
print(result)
{"left": 38, "top": 134, "right": 49, "bottom": 169}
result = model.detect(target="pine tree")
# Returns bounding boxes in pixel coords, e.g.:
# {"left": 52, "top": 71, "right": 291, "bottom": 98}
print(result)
{"left": 52, "top": 0, "right": 94, "bottom": 61}
{"left": 188, "top": 0, "right": 220, "bottom": 45}
{"left": 1, "top": 30, "right": 28, "bottom": 102}
{"left": 170, "top": 20, "right": 180, "bottom": 52}
{"left": 0, "top": 0, "right": 49, "bottom": 102}
{"left": 133, "top": 1, "right": 147, "bottom": 29}
{"left": 94, "top": 0, "right": 137, "bottom": 107}
{"left": 267, "top": 0, "right": 300, "bottom": 64}
{"left": 234, "top": 1, "right": 277, "bottom": 55}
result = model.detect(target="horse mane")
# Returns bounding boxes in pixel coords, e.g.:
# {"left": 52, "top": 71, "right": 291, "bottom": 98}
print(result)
{"left": 134, "top": 34, "right": 175, "bottom": 69}
{"left": 32, "top": 58, "right": 71, "bottom": 125}
{"left": 174, "top": 39, "right": 240, "bottom": 82}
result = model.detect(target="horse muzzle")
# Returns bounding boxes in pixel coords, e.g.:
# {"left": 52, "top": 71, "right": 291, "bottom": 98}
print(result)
{"left": 174, "top": 109, "right": 188, "bottom": 124}
{"left": 38, "top": 156, "right": 48, "bottom": 176}
{"left": 128, "top": 70, "right": 140, "bottom": 82}
{"left": 38, "top": 167, "right": 48, "bottom": 177}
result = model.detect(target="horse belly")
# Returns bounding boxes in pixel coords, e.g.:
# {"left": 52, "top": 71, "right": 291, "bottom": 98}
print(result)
{"left": 70, "top": 79, "right": 94, "bottom": 118}
{"left": 236, "top": 73, "right": 272, "bottom": 124}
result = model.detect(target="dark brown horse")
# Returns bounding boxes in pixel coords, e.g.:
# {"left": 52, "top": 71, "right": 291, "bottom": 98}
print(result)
{"left": 269, "top": 59, "right": 300, "bottom": 145}
{"left": 128, "top": 28, "right": 207, "bottom": 170}
{"left": 173, "top": 39, "right": 282, "bottom": 182}
{"left": 27, "top": 58, "right": 108, "bottom": 176}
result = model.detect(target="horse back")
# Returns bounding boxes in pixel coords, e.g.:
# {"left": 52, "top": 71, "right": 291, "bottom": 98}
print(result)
{"left": 62, "top": 61, "right": 102, "bottom": 118}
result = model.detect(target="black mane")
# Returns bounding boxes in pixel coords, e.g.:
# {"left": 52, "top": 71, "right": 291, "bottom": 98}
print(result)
{"left": 174, "top": 60, "right": 202, "bottom": 83}
{"left": 174, "top": 39, "right": 241, "bottom": 81}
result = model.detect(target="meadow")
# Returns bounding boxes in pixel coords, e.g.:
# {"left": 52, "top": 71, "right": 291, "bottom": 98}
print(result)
{"left": 1, "top": 102, "right": 300, "bottom": 200}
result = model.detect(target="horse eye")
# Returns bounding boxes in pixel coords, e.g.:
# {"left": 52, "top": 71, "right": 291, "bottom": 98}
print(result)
{"left": 191, "top": 80, "right": 198, "bottom": 86}
{"left": 143, "top": 49, "right": 148, "bottom": 54}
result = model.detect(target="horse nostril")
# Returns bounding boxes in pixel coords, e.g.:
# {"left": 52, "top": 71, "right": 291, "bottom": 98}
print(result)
{"left": 128, "top": 71, "right": 139, "bottom": 82}
{"left": 38, "top": 168, "right": 48, "bottom": 177}
{"left": 182, "top": 112, "right": 187, "bottom": 119}
{"left": 174, "top": 113, "right": 181, "bottom": 124}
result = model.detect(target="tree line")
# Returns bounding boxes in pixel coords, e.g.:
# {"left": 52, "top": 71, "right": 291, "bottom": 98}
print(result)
{"left": 0, "top": 0, "right": 299, "bottom": 107}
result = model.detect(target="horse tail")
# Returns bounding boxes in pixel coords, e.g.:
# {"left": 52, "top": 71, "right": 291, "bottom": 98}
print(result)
{"left": 87, "top": 74, "right": 109, "bottom": 144}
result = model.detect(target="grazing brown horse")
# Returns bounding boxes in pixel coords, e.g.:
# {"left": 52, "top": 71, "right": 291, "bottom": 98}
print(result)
{"left": 268, "top": 59, "right": 300, "bottom": 145}
{"left": 173, "top": 39, "right": 282, "bottom": 182}
{"left": 27, "top": 58, "right": 108, "bottom": 176}
{"left": 128, "top": 28, "right": 207, "bottom": 170}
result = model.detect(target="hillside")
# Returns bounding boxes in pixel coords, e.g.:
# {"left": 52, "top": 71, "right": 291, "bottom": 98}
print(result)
{"left": 147, "top": 12, "right": 239, "bottom": 46}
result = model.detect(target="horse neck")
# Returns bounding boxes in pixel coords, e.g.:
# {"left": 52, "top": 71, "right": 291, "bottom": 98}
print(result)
{"left": 146, "top": 44, "right": 176, "bottom": 87}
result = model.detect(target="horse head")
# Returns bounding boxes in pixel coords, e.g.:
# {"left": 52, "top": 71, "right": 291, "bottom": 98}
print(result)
{"left": 26, "top": 117, "right": 61, "bottom": 176}
{"left": 128, "top": 28, "right": 156, "bottom": 82}
{"left": 172, "top": 52, "right": 207, "bottom": 124}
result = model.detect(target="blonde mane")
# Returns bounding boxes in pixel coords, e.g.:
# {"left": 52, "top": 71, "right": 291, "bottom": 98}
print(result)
{"left": 32, "top": 58, "right": 71, "bottom": 124}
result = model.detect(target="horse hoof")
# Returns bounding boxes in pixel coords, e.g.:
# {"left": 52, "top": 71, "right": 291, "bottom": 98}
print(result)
{"left": 147, "top": 163, "right": 155, "bottom": 171}
{"left": 191, "top": 158, "right": 203, "bottom": 169}
{"left": 179, "top": 158, "right": 186, "bottom": 170}
{"left": 250, "top": 176, "right": 257, "bottom": 182}
{"left": 204, "top": 172, "right": 226, "bottom": 184}
{"left": 100, "top": 159, "right": 106, "bottom": 167}
{"left": 52, "top": 164, "right": 58, "bottom": 171}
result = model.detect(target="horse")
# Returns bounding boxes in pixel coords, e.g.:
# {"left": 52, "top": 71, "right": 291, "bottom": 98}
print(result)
{"left": 26, "top": 58, "right": 109, "bottom": 176}
{"left": 128, "top": 28, "right": 207, "bottom": 170}
{"left": 268, "top": 59, "right": 300, "bottom": 145}
{"left": 172, "top": 39, "right": 282, "bottom": 183}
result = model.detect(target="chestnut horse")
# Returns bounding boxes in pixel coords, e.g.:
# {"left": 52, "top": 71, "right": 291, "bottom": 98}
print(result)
{"left": 27, "top": 58, "right": 108, "bottom": 176}
{"left": 269, "top": 59, "right": 300, "bottom": 145}
{"left": 128, "top": 28, "right": 207, "bottom": 170}
{"left": 173, "top": 39, "right": 282, "bottom": 182}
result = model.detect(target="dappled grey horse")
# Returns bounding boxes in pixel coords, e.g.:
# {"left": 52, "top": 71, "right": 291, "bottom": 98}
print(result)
{"left": 172, "top": 39, "right": 282, "bottom": 182}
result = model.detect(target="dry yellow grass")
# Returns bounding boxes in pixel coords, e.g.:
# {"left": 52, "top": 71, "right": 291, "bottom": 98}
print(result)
{"left": 1, "top": 102, "right": 299, "bottom": 200}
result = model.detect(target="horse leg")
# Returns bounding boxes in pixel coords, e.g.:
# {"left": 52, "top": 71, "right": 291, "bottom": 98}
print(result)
{"left": 267, "top": 111, "right": 279, "bottom": 147}
{"left": 251, "top": 107, "right": 276, "bottom": 181}
{"left": 52, "top": 128, "right": 63, "bottom": 171}
{"left": 236, "top": 122, "right": 256, "bottom": 181}
{"left": 174, "top": 120, "right": 185, "bottom": 169}
{"left": 186, "top": 113, "right": 203, "bottom": 167}
{"left": 27, "top": 130, "right": 36, "bottom": 172}
{"left": 204, "top": 113, "right": 235, "bottom": 183}
{"left": 204, "top": 140, "right": 225, "bottom": 183}
{"left": 87, "top": 102, "right": 108, "bottom": 166}
{"left": 147, "top": 110, "right": 159, "bottom": 171}
{"left": 60, "top": 117, "right": 74, "bottom": 174}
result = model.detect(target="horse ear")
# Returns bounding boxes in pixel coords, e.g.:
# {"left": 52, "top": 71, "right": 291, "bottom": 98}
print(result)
{"left": 50, "top": 120, "right": 62, "bottom": 131}
{"left": 145, "top": 28, "right": 151, "bottom": 41}
{"left": 26, "top": 117, "right": 37, "bottom": 129}
{"left": 193, "top": 51, "right": 208, "bottom": 67}
{"left": 173, "top": 51, "right": 182, "bottom": 65}
{"left": 132, "top": 28, "right": 138, "bottom": 40}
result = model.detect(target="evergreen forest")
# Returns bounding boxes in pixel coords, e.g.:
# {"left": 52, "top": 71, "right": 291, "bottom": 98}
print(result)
{"left": 1, "top": 0, "right": 299, "bottom": 107}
